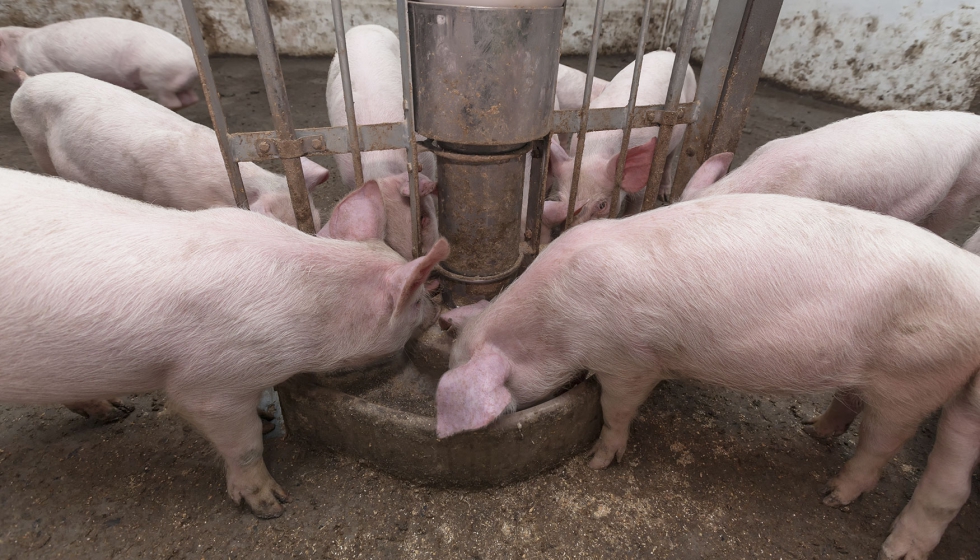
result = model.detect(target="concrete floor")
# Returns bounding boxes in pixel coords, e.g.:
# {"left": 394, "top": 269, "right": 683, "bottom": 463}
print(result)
{"left": 0, "top": 56, "right": 977, "bottom": 559}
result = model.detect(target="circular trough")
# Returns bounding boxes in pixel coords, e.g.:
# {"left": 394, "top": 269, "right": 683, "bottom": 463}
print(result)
{"left": 276, "top": 325, "right": 602, "bottom": 488}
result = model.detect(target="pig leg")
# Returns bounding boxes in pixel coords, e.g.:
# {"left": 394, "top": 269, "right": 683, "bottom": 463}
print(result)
{"left": 879, "top": 383, "right": 980, "bottom": 560}
{"left": 171, "top": 390, "right": 290, "bottom": 518}
{"left": 823, "top": 398, "right": 929, "bottom": 507}
{"left": 803, "top": 390, "right": 864, "bottom": 440}
{"left": 64, "top": 399, "right": 135, "bottom": 423}
{"left": 589, "top": 371, "right": 663, "bottom": 469}
{"left": 153, "top": 89, "right": 184, "bottom": 111}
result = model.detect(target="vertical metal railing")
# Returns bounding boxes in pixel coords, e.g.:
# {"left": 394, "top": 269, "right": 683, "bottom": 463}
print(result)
{"left": 608, "top": 0, "right": 655, "bottom": 220}
{"left": 396, "top": 0, "right": 425, "bottom": 259}
{"left": 563, "top": 0, "right": 606, "bottom": 230}
{"left": 330, "top": 0, "right": 364, "bottom": 189}
{"left": 640, "top": 0, "right": 703, "bottom": 211}
{"left": 243, "top": 0, "right": 318, "bottom": 234}
{"left": 179, "top": 0, "right": 249, "bottom": 209}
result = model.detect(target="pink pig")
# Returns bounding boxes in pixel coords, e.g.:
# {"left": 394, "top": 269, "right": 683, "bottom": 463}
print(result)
{"left": 0, "top": 17, "right": 199, "bottom": 109}
{"left": 680, "top": 110, "right": 980, "bottom": 244}
{"left": 326, "top": 24, "right": 439, "bottom": 260}
{"left": 437, "top": 193, "right": 980, "bottom": 560}
{"left": 11, "top": 70, "right": 327, "bottom": 230}
{"left": 543, "top": 51, "right": 696, "bottom": 229}
{"left": 0, "top": 167, "right": 448, "bottom": 518}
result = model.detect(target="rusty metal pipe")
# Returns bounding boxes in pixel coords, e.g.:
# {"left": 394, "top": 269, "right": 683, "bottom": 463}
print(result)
{"left": 609, "top": 0, "right": 654, "bottom": 220}
{"left": 563, "top": 0, "right": 606, "bottom": 231}
{"left": 244, "top": 0, "right": 318, "bottom": 235}
{"left": 330, "top": 0, "right": 365, "bottom": 189}
{"left": 640, "top": 0, "right": 703, "bottom": 212}
{"left": 397, "top": 0, "right": 424, "bottom": 258}
{"left": 178, "top": 0, "right": 248, "bottom": 209}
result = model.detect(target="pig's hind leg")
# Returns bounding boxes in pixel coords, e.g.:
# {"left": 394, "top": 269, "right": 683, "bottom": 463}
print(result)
{"left": 589, "top": 370, "right": 664, "bottom": 469}
{"left": 169, "top": 389, "right": 290, "bottom": 518}
{"left": 879, "top": 377, "right": 980, "bottom": 560}
{"left": 803, "top": 390, "right": 864, "bottom": 440}
{"left": 822, "top": 384, "right": 948, "bottom": 508}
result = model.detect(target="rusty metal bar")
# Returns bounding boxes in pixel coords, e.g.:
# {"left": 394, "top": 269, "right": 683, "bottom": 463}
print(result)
{"left": 609, "top": 0, "right": 654, "bottom": 220}
{"left": 398, "top": 0, "right": 424, "bottom": 258}
{"left": 243, "top": 0, "right": 318, "bottom": 235}
{"left": 563, "top": 0, "right": 605, "bottom": 231}
{"left": 330, "top": 0, "right": 365, "bottom": 188}
{"left": 225, "top": 105, "right": 695, "bottom": 162}
{"left": 640, "top": 0, "right": 703, "bottom": 212}
{"left": 706, "top": 0, "right": 783, "bottom": 156}
{"left": 670, "top": 0, "right": 748, "bottom": 201}
{"left": 178, "top": 0, "right": 248, "bottom": 209}
{"left": 523, "top": 136, "right": 552, "bottom": 259}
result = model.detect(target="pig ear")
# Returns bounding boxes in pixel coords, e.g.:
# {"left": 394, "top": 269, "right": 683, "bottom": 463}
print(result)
{"left": 606, "top": 136, "right": 657, "bottom": 194}
{"left": 249, "top": 194, "right": 278, "bottom": 220}
{"left": 436, "top": 350, "right": 514, "bottom": 438}
{"left": 300, "top": 157, "right": 330, "bottom": 193}
{"left": 591, "top": 77, "right": 609, "bottom": 100}
{"left": 325, "top": 180, "right": 386, "bottom": 241}
{"left": 398, "top": 174, "right": 438, "bottom": 198}
{"left": 549, "top": 137, "right": 572, "bottom": 177}
{"left": 541, "top": 200, "right": 568, "bottom": 227}
{"left": 390, "top": 237, "right": 450, "bottom": 316}
{"left": 682, "top": 152, "right": 734, "bottom": 200}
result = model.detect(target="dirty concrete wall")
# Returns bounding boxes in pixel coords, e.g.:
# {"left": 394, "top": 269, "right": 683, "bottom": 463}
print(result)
{"left": 2, "top": 0, "right": 978, "bottom": 111}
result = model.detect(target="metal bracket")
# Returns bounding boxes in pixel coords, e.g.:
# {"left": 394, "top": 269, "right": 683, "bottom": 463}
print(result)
{"left": 255, "top": 135, "right": 325, "bottom": 159}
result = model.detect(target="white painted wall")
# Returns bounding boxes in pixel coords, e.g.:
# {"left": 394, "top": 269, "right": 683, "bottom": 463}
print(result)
{"left": 2, "top": 0, "right": 978, "bottom": 110}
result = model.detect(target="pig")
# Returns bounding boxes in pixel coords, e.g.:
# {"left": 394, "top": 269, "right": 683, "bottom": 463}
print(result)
{"left": 543, "top": 51, "right": 697, "bottom": 230}
{"left": 436, "top": 193, "right": 980, "bottom": 560}
{"left": 0, "top": 166, "right": 449, "bottom": 518}
{"left": 11, "top": 70, "right": 327, "bottom": 230}
{"left": 554, "top": 63, "right": 609, "bottom": 110}
{"left": 680, "top": 111, "right": 980, "bottom": 245}
{"left": 0, "top": 17, "right": 199, "bottom": 109}
{"left": 326, "top": 24, "right": 439, "bottom": 260}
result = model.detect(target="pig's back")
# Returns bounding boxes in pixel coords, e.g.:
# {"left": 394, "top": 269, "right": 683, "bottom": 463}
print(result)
{"left": 713, "top": 111, "right": 980, "bottom": 221}
{"left": 0, "top": 169, "right": 306, "bottom": 401}
{"left": 18, "top": 18, "right": 187, "bottom": 88}
{"left": 554, "top": 194, "right": 980, "bottom": 393}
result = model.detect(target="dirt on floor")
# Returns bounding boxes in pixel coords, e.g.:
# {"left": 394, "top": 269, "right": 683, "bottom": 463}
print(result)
{"left": 0, "top": 56, "right": 978, "bottom": 560}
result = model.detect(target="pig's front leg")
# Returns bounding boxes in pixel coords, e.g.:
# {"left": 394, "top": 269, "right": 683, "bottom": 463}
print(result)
{"left": 171, "top": 388, "right": 291, "bottom": 518}
{"left": 879, "top": 386, "right": 980, "bottom": 560}
{"left": 65, "top": 399, "right": 135, "bottom": 423}
{"left": 803, "top": 390, "right": 864, "bottom": 440}
{"left": 589, "top": 370, "right": 664, "bottom": 469}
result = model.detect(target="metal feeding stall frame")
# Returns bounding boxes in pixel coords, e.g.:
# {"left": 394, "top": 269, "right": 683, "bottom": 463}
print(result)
{"left": 176, "top": 0, "right": 783, "bottom": 442}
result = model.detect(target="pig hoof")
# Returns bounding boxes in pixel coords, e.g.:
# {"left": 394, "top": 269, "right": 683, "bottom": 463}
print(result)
{"left": 588, "top": 440, "right": 621, "bottom": 470}
{"left": 243, "top": 482, "right": 291, "bottom": 519}
{"left": 65, "top": 399, "right": 135, "bottom": 424}
{"left": 802, "top": 418, "right": 847, "bottom": 440}
{"left": 261, "top": 419, "right": 276, "bottom": 435}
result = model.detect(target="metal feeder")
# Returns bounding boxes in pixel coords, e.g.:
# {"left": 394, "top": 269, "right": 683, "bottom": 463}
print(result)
{"left": 178, "top": 0, "right": 783, "bottom": 487}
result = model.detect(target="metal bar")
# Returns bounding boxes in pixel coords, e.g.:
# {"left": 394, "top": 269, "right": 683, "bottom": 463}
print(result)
{"left": 523, "top": 136, "right": 552, "bottom": 260}
{"left": 609, "top": 0, "right": 654, "bottom": 220}
{"left": 706, "top": 0, "right": 784, "bottom": 156}
{"left": 330, "top": 0, "right": 364, "bottom": 188}
{"left": 640, "top": 0, "right": 703, "bottom": 212}
{"left": 670, "top": 0, "right": 749, "bottom": 201}
{"left": 398, "top": 0, "right": 424, "bottom": 259}
{"left": 244, "top": 0, "right": 317, "bottom": 234}
{"left": 563, "top": 0, "right": 606, "bottom": 230}
{"left": 178, "top": 0, "right": 248, "bottom": 209}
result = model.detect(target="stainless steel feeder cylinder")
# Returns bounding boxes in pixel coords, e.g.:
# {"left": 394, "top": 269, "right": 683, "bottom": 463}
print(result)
{"left": 408, "top": 2, "right": 564, "bottom": 147}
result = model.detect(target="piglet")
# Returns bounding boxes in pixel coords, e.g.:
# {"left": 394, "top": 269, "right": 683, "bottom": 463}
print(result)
{"left": 326, "top": 24, "right": 439, "bottom": 260}
{"left": 680, "top": 110, "right": 980, "bottom": 243}
{"left": 0, "top": 17, "right": 199, "bottom": 109}
{"left": 544, "top": 51, "right": 696, "bottom": 229}
{"left": 437, "top": 193, "right": 980, "bottom": 560}
{"left": 0, "top": 167, "right": 449, "bottom": 518}
{"left": 11, "top": 70, "right": 327, "bottom": 230}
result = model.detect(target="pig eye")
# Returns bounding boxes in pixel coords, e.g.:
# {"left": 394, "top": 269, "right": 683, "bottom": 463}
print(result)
{"left": 597, "top": 200, "right": 608, "bottom": 211}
